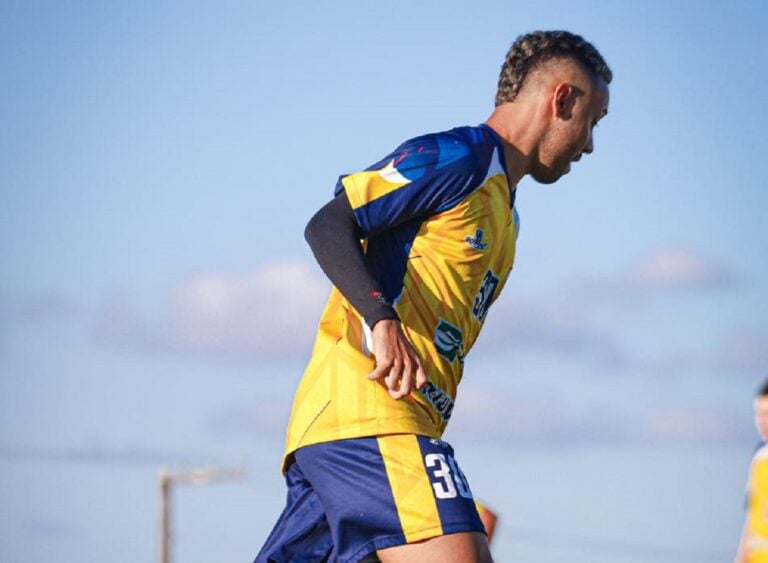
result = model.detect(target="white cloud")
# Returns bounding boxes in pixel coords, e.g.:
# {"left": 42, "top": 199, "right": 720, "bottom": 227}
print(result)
{"left": 622, "top": 246, "right": 736, "bottom": 291}
{"left": 95, "top": 260, "right": 330, "bottom": 361}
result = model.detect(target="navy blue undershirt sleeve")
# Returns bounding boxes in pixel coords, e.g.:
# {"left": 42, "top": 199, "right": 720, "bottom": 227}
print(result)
{"left": 304, "top": 191, "right": 399, "bottom": 329}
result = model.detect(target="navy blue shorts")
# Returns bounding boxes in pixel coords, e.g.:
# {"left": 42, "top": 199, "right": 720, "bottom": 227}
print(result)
{"left": 255, "top": 435, "right": 484, "bottom": 562}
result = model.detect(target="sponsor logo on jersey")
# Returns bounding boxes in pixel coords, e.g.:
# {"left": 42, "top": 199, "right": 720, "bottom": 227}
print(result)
{"left": 465, "top": 228, "right": 488, "bottom": 251}
{"left": 434, "top": 318, "right": 465, "bottom": 365}
{"left": 472, "top": 268, "right": 500, "bottom": 323}
{"left": 421, "top": 381, "right": 454, "bottom": 422}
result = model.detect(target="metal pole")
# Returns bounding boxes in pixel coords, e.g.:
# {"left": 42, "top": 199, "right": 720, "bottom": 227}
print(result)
{"left": 159, "top": 472, "right": 172, "bottom": 563}
{"left": 157, "top": 464, "right": 247, "bottom": 563}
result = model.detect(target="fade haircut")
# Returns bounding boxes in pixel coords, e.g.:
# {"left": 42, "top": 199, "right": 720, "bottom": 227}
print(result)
{"left": 495, "top": 30, "right": 613, "bottom": 107}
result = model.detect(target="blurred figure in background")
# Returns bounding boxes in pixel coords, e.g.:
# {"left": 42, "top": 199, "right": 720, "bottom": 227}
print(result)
{"left": 735, "top": 379, "right": 768, "bottom": 563}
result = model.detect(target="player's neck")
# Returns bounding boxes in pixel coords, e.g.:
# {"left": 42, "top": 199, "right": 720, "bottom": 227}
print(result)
{"left": 485, "top": 102, "right": 547, "bottom": 186}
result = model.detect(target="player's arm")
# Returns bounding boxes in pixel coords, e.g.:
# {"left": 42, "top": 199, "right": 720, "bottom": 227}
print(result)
{"left": 305, "top": 191, "right": 426, "bottom": 399}
{"left": 305, "top": 191, "right": 396, "bottom": 328}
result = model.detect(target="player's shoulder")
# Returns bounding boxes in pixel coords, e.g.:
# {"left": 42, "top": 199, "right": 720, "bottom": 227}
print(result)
{"left": 393, "top": 125, "right": 499, "bottom": 172}
{"left": 399, "top": 124, "right": 496, "bottom": 152}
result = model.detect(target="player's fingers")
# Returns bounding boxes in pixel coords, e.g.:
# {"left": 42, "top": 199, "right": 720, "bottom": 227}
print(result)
{"left": 390, "top": 360, "right": 413, "bottom": 400}
{"left": 414, "top": 360, "right": 427, "bottom": 390}
{"left": 385, "top": 357, "right": 402, "bottom": 391}
{"left": 367, "top": 361, "right": 390, "bottom": 381}
{"left": 401, "top": 339, "right": 426, "bottom": 391}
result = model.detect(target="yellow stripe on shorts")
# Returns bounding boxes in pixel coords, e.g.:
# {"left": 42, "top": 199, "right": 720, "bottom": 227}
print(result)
{"left": 377, "top": 434, "right": 443, "bottom": 543}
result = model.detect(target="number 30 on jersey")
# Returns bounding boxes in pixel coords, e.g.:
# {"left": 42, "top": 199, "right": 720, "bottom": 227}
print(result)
{"left": 425, "top": 453, "right": 473, "bottom": 499}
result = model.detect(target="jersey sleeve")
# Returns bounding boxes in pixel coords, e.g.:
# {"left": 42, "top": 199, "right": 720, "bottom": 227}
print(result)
{"left": 334, "top": 132, "right": 483, "bottom": 238}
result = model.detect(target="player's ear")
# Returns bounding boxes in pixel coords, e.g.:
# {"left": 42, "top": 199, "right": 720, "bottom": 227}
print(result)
{"left": 552, "top": 83, "right": 575, "bottom": 119}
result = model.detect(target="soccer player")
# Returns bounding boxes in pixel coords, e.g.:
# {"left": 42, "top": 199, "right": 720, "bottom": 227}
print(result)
{"left": 735, "top": 380, "right": 768, "bottom": 563}
{"left": 255, "top": 30, "right": 611, "bottom": 562}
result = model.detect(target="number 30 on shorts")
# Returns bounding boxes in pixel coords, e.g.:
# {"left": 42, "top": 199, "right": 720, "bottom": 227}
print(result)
{"left": 424, "top": 453, "right": 473, "bottom": 499}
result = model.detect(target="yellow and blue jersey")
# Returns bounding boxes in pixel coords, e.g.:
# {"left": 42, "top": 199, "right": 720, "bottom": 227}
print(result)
{"left": 284, "top": 124, "right": 519, "bottom": 469}
{"left": 747, "top": 445, "right": 768, "bottom": 562}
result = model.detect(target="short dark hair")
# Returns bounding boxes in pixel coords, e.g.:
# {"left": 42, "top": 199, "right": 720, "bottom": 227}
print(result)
{"left": 495, "top": 30, "right": 613, "bottom": 106}
{"left": 757, "top": 379, "right": 768, "bottom": 397}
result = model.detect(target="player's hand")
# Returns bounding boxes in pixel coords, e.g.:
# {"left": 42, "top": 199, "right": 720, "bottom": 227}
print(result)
{"left": 366, "top": 319, "right": 427, "bottom": 400}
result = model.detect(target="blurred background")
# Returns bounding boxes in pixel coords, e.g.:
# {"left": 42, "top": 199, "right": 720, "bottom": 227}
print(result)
{"left": 1, "top": 1, "right": 767, "bottom": 562}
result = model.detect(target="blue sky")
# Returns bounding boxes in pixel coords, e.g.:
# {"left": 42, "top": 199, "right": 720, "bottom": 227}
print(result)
{"left": 1, "top": 1, "right": 767, "bottom": 562}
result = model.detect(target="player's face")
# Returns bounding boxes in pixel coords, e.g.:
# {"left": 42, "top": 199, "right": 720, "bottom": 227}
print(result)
{"left": 531, "top": 76, "right": 609, "bottom": 185}
{"left": 755, "top": 396, "right": 768, "bottom": 442}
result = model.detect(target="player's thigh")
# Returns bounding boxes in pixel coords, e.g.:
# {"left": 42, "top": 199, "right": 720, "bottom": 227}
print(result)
{"left": 377, "top": 531, "right": 492, "bottom": 563}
